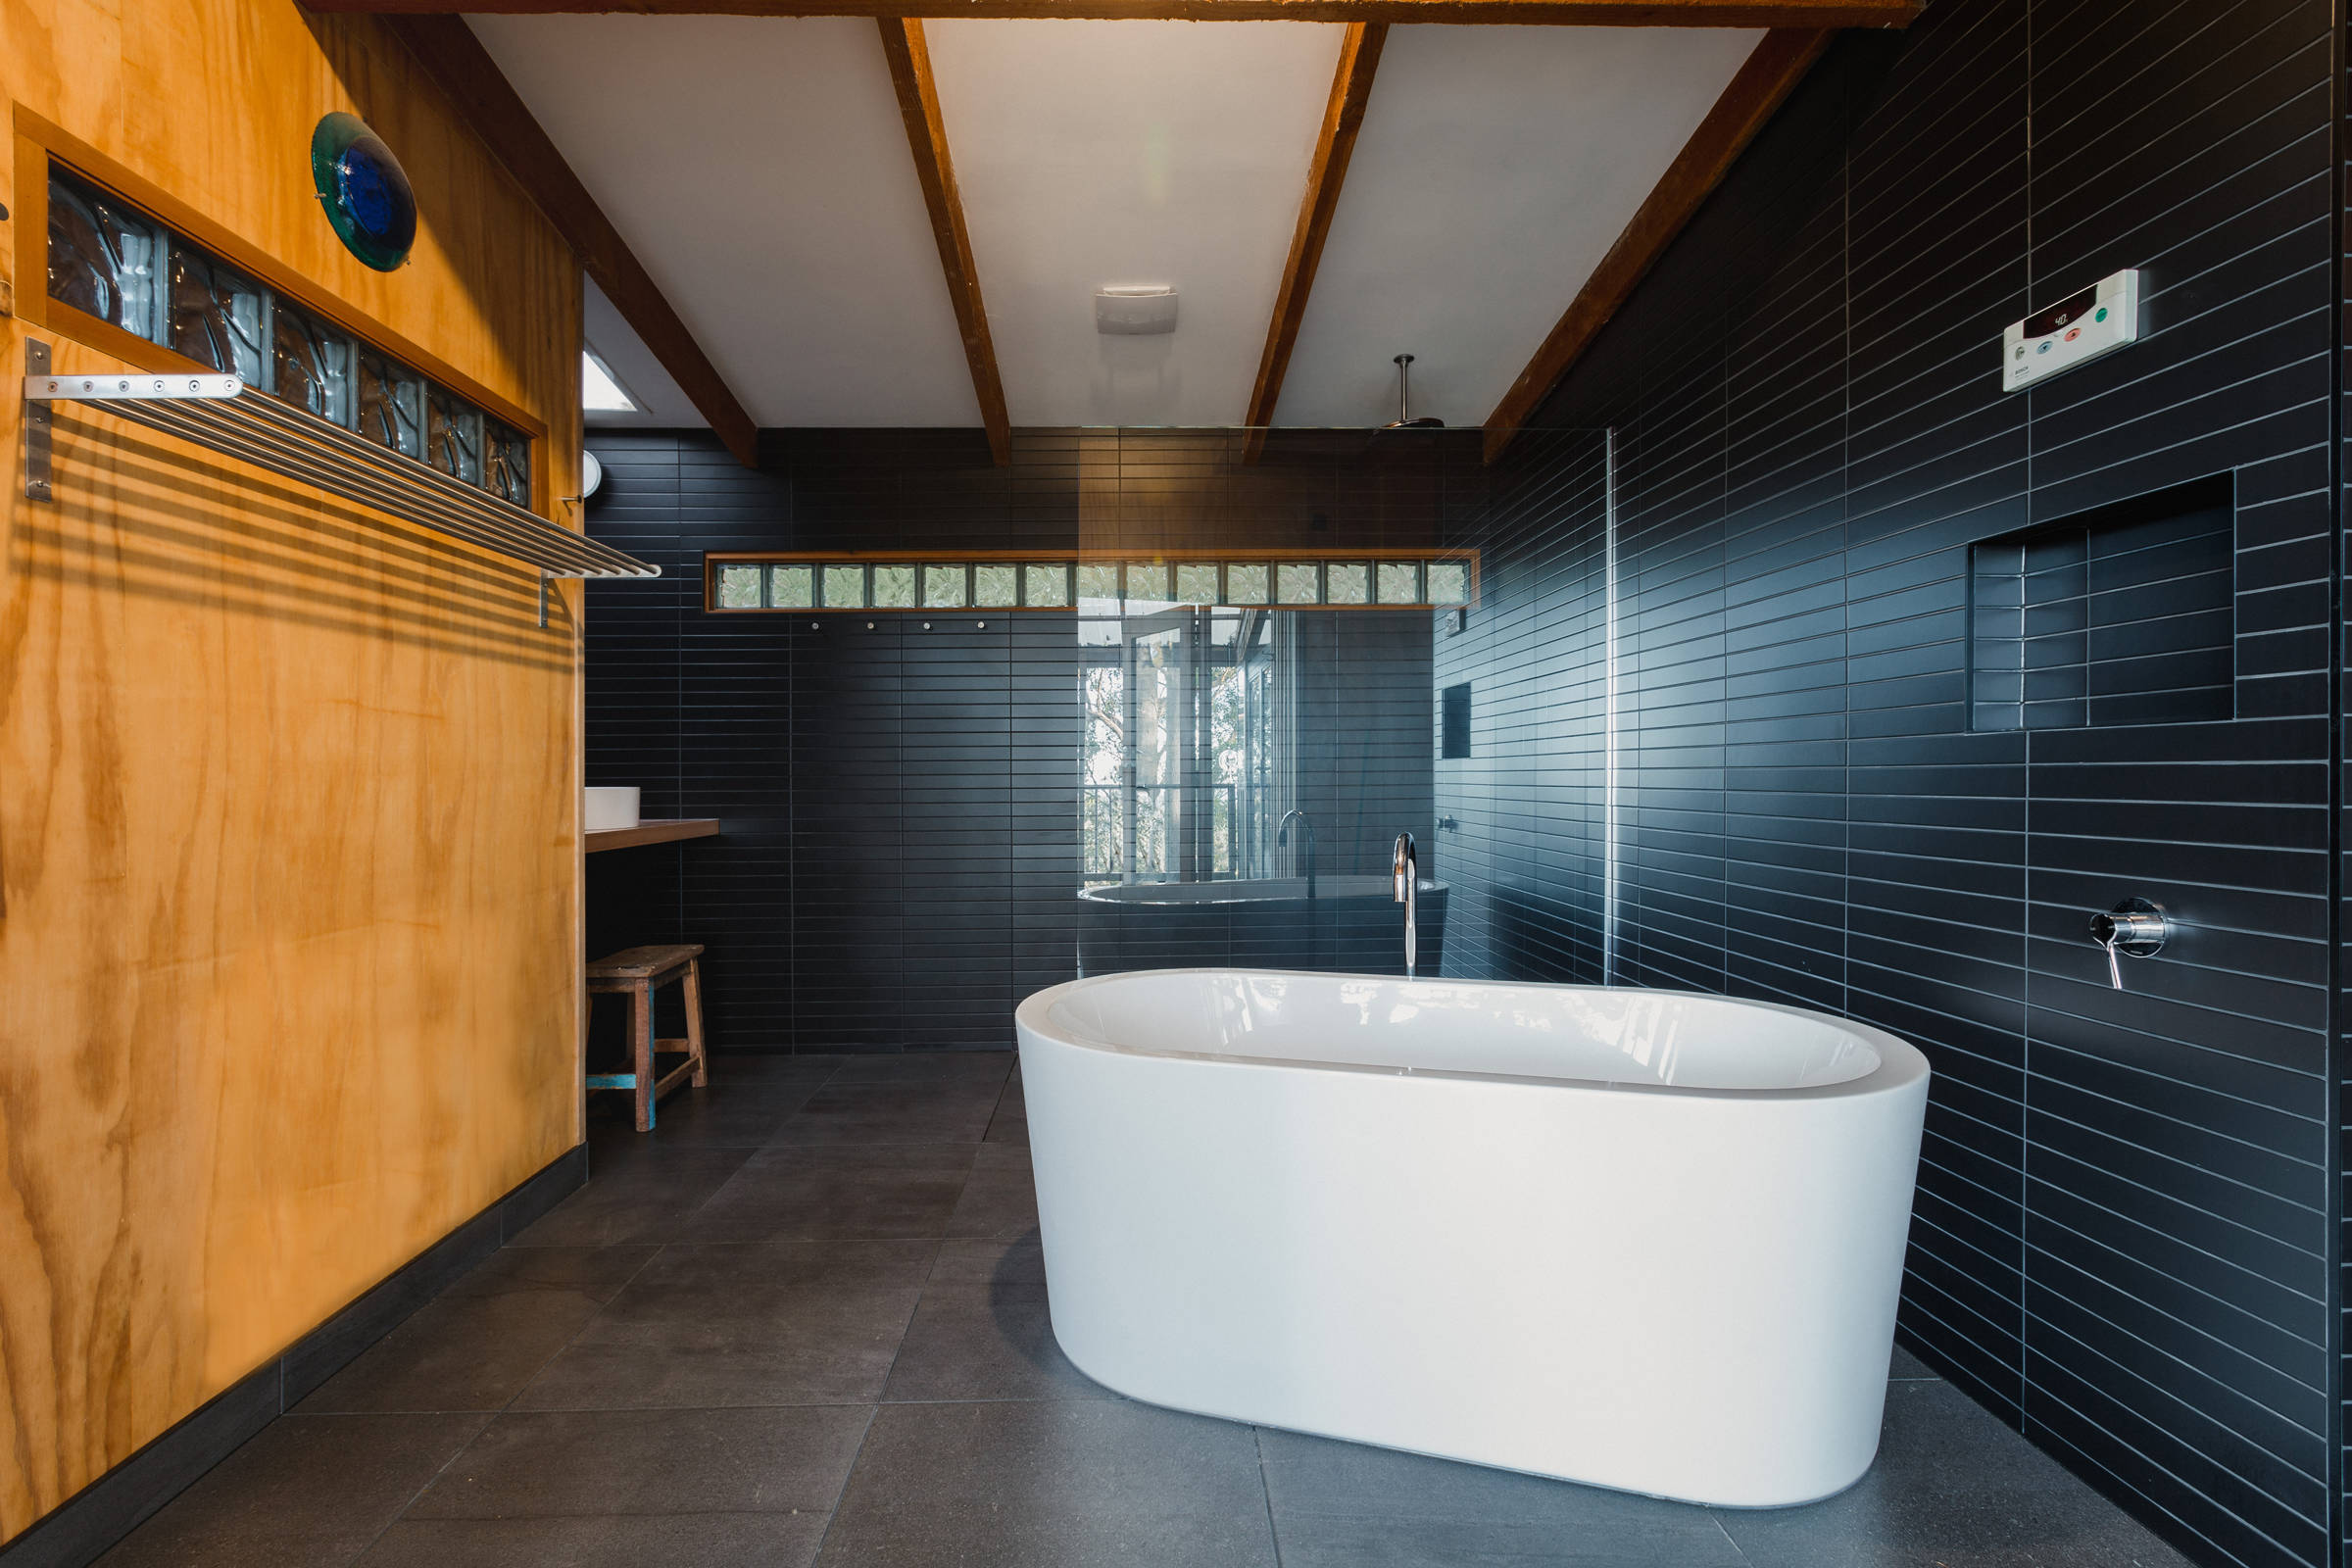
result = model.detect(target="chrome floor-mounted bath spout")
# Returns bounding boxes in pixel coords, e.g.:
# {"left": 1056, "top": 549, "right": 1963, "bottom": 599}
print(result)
{"left": 1394, "top": 831, "right": 1418, "bottom": 978}
{"left": 1280, "top": 809, "right": 1318, "bottom": 902}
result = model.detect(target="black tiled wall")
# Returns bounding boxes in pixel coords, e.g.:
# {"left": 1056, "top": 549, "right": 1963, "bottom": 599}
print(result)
{"left": 1440, "top": 3, "right": 2339, "bottom": 1565}
{"left": 582, "top": 428, "right": 1466, "bottom": 1053}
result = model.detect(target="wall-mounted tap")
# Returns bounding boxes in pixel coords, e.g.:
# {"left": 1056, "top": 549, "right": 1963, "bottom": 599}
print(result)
{"left": 1394, "top": 831, "right": 1418, "bottom": 979}
{"left": 2088, "top": 898, "right": 2169, "bottom": 990}
{"left": 1279, "top": 809, "right": 1318, "bottom": 902}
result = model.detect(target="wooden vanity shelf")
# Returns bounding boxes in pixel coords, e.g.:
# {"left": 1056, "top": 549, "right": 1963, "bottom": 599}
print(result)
{"left": 585, "top": 818, "right": 721, "bottom": 853}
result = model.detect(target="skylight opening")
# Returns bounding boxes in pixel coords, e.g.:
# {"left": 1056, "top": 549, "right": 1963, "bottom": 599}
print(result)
{"left": 582, "top": 348, "right": 639, "bottom": 413}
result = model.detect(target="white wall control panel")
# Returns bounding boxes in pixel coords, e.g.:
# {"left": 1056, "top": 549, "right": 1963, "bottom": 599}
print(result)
{"left": 2003, "top": 270, "right": 2139, "bottom": 392}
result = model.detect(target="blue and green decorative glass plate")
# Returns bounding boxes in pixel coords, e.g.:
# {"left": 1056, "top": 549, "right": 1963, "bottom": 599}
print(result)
{"left": 311, "top": 112, "right": 416, "bottom": 271}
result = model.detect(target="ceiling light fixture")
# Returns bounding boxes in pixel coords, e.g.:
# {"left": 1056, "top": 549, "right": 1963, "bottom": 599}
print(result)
{"left": 1096, "top": 284, "right": 1178, "bottom": 336}
{"left": 582, "top": 348, "right": 641, "bottom": 414}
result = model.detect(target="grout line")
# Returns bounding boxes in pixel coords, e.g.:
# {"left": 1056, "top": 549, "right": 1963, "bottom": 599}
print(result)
{"left": 1707, "top": 1508, "right": 1760, "bottom": 1567}
{"left": 1254, "top": 1425, "right": 1287, "bottom": 1568}
{"left": 808, "top": 1402, "right": 883, "bottom": 1563}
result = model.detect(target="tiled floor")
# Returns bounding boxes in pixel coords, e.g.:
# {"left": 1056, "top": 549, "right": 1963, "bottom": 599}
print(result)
{"left": 103, "top": 1052, "right": 2194, "bottom": 1568}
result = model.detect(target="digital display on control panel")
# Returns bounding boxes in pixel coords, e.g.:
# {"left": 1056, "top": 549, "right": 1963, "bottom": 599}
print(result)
{"left": 2002, "top": 270, "right": 2140, "bottom": 393}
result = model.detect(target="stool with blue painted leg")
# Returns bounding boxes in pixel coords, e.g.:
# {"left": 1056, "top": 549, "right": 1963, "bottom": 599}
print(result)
{"left": 584, "top": 944, "right": 708, "bottom": 1131}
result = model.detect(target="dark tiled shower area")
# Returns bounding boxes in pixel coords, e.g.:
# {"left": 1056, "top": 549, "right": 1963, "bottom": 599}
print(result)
{"left": 100, "top": 1056, "right": 2190, "bottom": 1568}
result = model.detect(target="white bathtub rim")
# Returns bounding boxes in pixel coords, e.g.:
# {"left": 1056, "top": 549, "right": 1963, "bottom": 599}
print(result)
{"left": 1042, "top": 1309, "right": 1886, "bottom": 1510}
{"left": 1017, "top": 968, "right": 1930, "bottom": 1105}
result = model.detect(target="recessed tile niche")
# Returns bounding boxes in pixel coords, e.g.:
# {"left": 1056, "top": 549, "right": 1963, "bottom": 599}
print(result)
{"left": 1968, "top": 473, "right": 2234, "bottom": 732}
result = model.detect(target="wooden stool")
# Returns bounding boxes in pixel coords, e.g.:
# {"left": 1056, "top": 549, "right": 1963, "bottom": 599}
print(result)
{"left": 585, "top": 944, "right": 708, "bottom": 1131}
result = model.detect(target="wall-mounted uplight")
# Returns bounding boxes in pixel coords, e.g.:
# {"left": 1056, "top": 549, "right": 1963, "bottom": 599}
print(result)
{"left": 582, "top": 348, "right": 640, "bottom": 413}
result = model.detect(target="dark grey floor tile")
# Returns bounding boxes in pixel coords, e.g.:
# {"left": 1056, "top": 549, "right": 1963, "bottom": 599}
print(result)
{"left": 729, "top": 1053, "right": 858, "bottom": 1081}
{"left": 815, "top": 1400, "right": 1279, "bottom": 1567}
{"left": 1712, "top": 1380, "right": 2195, "bottom": 1568}
{"left": 1887, "top": 1345, "right": 1937, "bottom": 1382}
{"left": 925, "top": 1233, "right": 1046, "bottom": 1287}
{"left": 945, "top": 1142, "right": 1038, "bottom": 1240}
{"left": 300, "top": 1247, "right": 659, "bottom": 1413}
{"left": 681, "top": 1145, "right": 979, "bottom": 1242}
{"left": 982, "top": 1077, "right": 1028, "bottom": 1147}
{"left": 511, "top": 1148, "right": 754, "bottom": 1247}
{"left": 298, "top": 1293, "right": 598, "bottom": 1415}
{"left": 514, "top": 1243, "right": 932, "bottom": 1409}
{"left": 1259, "top": 1427, "right": 1746, "bottom": 1567}
{"left": 883, "top": 1239, "right": 1107, "bottom": 1403}
{"left": 771, "top": 1082, "right": 1003, "bottom": 1147}
{"left": 357, "top": 1514, "right": 828, "bottom": 1568}
{"left": 407, "top": 1405, "right": 868, "bottom": 1519}
{"left": 97, "top": 1414, "right": 487, "bottom": 1568}
{"left": 825, "top": 1052, "right": 1015, "bottom": 1084}
{"left": 587, "top": 1078, "right": 828, "bottom": 1149}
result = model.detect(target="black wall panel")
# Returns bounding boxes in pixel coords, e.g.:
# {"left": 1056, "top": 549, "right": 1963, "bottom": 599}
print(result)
{"left": 1439, "top": 2, "right": 2339, "bottom": 1564}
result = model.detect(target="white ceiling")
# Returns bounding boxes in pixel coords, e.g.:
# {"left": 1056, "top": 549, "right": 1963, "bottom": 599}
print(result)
{"left": 472, "top": 14, "right": 980, "bottom": 427}
{"left": 1275, "top": 24, "right": 1761, "bottom": 427}
{"left": 471, "top": 14, "right": 1763, "bottom": 432}
{"left": 924, "top": 20, "right": 1342, "bottom": 427}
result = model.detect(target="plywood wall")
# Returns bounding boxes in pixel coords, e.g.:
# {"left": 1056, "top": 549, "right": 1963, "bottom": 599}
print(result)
{"left": 0, "top": 1, "right": 585, "bottom": 1541}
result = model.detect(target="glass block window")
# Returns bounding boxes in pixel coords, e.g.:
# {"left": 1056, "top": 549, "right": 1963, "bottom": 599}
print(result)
{"left": 47, "top": 172, "right": 164, "bottom": 340}
{"left": 707, "top": 553, "right": 1479, "bottom": 613}
{"left": 975, "top": 564, "right": 1019, "bottom": 608}
{"left": 166, "top": 247, "right": 266, "bottom": 384}
{"left": 823, "top": 564, "right": 866, "bottom": 608}
{"left": 715, "top": 564, "right": 762, "bottom": 609}
{"left": 768, "top": 564, "right": 814, "bottom": 609}
{"left": 44, "top": 163, "right": 530, "bottom": 508}
{"left": 873, "top": 565, "right": 917, "bottom": 609}
{"left": 274, "top": 301, "right": 353, "bottom": 428}
{"left": 424, "top": 387, "right": 483, "bottom": 486}
{"left": 484, "top": 421, "right": 530, "bottom": 508}
{"left": 356, "top": 350, "right": 424, "bottom": 459}
{"left": 925, "top": 564, "right": 968, "bottom": 608}
{"left": 1025, "top": 563, "right": 1070, "bottom": 608}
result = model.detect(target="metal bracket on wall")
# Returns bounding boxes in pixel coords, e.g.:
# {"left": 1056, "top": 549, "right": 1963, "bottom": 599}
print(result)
{"left": 539, "top": 571, "right": 551, "bottom": 629}
{"left": 22, "top": 339, "right": 50, "bottom": 500}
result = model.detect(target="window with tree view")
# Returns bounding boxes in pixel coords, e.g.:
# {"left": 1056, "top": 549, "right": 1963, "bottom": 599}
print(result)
{"left": 1081, "top": 606, "right": 1281, "bottom": 885}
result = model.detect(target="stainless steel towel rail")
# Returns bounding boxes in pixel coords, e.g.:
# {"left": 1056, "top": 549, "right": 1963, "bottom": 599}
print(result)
{"left": 22, "top": 348, "right": 660, "bottom": 598}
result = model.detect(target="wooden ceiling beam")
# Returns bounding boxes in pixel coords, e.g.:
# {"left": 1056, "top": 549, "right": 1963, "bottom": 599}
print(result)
{"left": 381, "top": 16, "right": 761, "bottom": 466}
{"left": 1243, "top": 22, "right": 1386, "bottom": 462}
{"left": 319, "top": 0, "right": 1918, "bottom": 26}
{"left": 1482, "top": 26, "right": 1832, "bottom": 463}
{"left": 878, "top": 17, "right": 1013, "bottom": 466}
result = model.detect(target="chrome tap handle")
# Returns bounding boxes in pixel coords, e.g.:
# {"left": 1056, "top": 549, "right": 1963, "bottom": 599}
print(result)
{"left": 1393, "top": 832, "right": 1418, "bottom": 979}
{"left": 2087, "top": 900, "right": 2168, "bottom": 992}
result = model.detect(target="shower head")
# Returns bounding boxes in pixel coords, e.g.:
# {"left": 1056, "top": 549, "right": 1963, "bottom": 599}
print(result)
{"left": 1383, "top": 354, "right": 1446, "bottom": 430}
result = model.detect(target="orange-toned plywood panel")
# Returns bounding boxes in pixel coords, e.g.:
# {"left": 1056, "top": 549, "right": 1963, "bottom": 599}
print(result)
{"left": 0, "top": 0, "right": 584, "bottom": 1542}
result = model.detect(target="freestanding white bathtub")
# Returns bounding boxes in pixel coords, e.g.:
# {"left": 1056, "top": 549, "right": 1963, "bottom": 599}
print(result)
{"left": 1014, "top": 969, "right": 1931, "bottom": 1508}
